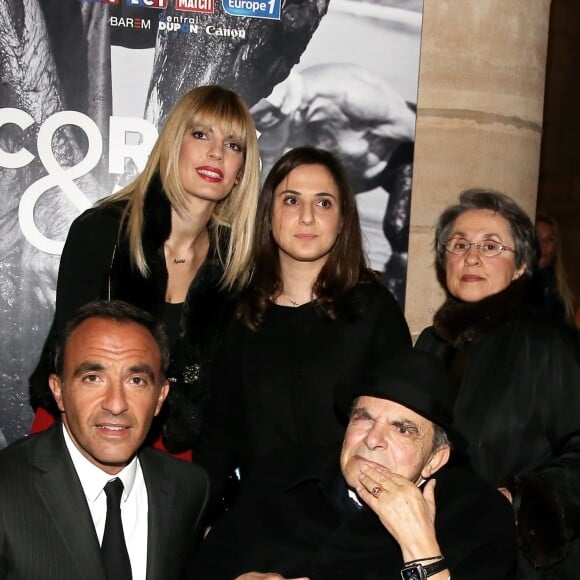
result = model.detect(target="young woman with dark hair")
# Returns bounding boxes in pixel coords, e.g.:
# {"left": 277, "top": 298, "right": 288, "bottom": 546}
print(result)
{"left": 191, "top": 147, "right": 411, "bottom": 503}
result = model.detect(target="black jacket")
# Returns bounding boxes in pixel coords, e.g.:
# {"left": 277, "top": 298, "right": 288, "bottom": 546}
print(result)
{"left": 30, "top": 181, "right": 230, "bottom": 450}
{"left": 0, "top": 423, "right": 209, "bottom": 580}
{"left": 416, "top": 280, "right": 580, "bottom": 579}
{"left": 192, "top": 447, "right": 517, "bottom": 579}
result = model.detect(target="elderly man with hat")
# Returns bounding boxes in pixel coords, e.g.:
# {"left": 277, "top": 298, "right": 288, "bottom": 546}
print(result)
{"left": 192, "top": 349, "right": 517, "bottom": 579}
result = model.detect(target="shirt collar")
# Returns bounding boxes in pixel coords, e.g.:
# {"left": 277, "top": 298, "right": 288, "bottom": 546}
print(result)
{"left": 348, "top": 488, "right": 363, "bottom": 507}
{"left": 62, "top": 424, "right": 139, "bottom": 503}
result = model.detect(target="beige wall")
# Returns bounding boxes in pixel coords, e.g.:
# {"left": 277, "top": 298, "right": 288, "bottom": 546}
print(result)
{"left": 405, "top": 0, "right": 552, "bottom": 339}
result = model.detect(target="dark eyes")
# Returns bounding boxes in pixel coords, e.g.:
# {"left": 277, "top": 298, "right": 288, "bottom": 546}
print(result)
{"left": 129, "top": 376, "right": 147, "bottom": 386}
{"left": 395, "top": 423, "right": 418, "bottom": 436}
{"left": 482, "top": 241, "right": 500, "bottom": 252}
{"left": 226, "top": 142, "right": 242, "bottom": 152}
{"left": 282, "top": 197, "right": 333, "bottom": 207}
{"left": 191, "top": 131, "right": 242, "bottom": 152}
{"left": 450, "top": 239, "right": 468, "bottom": 251}
{"left": 80, "top": 375, "right": 148, "bottom": 386}
{"left": 445, "top": 238, "right": 505, "bottom": 257}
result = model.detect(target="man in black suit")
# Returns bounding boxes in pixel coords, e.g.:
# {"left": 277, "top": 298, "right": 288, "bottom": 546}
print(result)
{"left": 0, "top": 300, "right": 208, "bottom": 580}
{"left": 193, "top": 349, "right": 517, "bottom": 579}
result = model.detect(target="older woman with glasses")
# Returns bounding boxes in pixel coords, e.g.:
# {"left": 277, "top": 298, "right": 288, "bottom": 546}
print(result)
{"left": 416, "top": 188, "right": 580, "bottom": 579}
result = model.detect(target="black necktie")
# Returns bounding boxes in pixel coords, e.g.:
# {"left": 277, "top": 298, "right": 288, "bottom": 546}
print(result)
{"left": 101, "top": 478, "right": 132, "bottom": 580}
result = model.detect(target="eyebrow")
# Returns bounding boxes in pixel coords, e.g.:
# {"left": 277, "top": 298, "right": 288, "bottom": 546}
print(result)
{"left": 351, "top": 406, "right": 421, "bottom": 430}
{"left": 392, "top": 419, "right": 420, "bottom": 431}
{"left": 278, "top": 189, "right": 338, "bottom": 199}
{"left": 190, "top": 124, "right": 241, "bottom": 140}
{"left": 72, "top": 362, "right": 106, "bottom": 378}
{"left": 72, "top": 362, "right": 156, "bottom": 381}
{"left": 127, "top": 364, "right": 156, "bottom": 381}
{"left": 350, "top": 405, "right": 371, "bottom": 418}
{"left": 451, "top": 230, "right": 503, "bottom": 240}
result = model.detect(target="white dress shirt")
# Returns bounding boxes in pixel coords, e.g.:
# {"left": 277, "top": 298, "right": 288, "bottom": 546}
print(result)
{"left": 63, "top": 425, "right": 148, "bottom": 580}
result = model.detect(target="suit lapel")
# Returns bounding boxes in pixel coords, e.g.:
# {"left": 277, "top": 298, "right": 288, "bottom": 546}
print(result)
{"left": 140, "top": 450, "right": 175, "bottom": 580}
{"left": 33, "top": 425, "right": 105, "bottom": 580}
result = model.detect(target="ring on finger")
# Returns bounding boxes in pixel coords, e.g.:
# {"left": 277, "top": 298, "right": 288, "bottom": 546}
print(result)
{"left": 371, "top": 485, "right": 382, "bottom": 498}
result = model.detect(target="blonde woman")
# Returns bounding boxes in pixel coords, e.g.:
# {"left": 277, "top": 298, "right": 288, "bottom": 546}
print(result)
{"left": 534, "top": 213, "right": 575, "bottom": 324}
{"left": 30, "top": 85, "right": 261, "bottom": 451}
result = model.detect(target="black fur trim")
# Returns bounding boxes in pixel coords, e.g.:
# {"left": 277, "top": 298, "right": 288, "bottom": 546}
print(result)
{"left": 433, "top": 278, "right": 531, "bottom": 349}
{"left": 515, "top": 474, "right": 569, "bottom": 567}
{"left": 162, "top": 287, "right": 237, "bottom": 452}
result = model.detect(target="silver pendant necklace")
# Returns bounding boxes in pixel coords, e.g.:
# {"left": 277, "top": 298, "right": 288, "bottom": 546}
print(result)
{"left": 280, "top": 294, "right": 299, "bottom": 307}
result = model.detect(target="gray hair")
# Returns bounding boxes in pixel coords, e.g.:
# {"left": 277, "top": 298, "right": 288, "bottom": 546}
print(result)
{"left": 435, "top": 188, "right": 537, "bottom": 278}
{"left": 433, "top": 424, "right": 451, "bottom": 452}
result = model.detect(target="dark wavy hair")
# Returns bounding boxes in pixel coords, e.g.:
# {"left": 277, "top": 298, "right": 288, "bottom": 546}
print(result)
{"left": 238, "top": 147, "right": 369, "bottom": 330}
{"left": 434, "top": 188, "right": 537, "bottom": 280}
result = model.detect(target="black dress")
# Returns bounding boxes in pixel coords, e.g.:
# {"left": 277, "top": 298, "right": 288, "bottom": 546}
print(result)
{"left": 416, "top": 279, "right": 580, "bottom": 579}
{"left": 194, "top": 276, "right": 411, "bottom": 498}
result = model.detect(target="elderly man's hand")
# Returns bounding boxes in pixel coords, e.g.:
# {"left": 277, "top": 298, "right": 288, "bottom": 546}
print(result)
{"left": 357, "top": 464, "right": 442, "bottom": 563}
{"left": 235, "top": 573, "right": 309, "bottom": 580}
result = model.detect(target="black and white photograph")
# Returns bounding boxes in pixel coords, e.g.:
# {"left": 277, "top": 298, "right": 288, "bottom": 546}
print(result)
{"left": 0, "top": 0, "right": 423, "bottom": 445}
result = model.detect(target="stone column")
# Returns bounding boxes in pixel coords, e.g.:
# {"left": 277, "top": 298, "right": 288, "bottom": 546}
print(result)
{"left": 405, "top": 0, "right": 552, "bottom": 339}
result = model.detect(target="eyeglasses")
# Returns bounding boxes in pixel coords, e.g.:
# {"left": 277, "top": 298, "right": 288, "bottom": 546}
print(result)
{"left": 444, "top": 237, "right": 515, "bottom": 258}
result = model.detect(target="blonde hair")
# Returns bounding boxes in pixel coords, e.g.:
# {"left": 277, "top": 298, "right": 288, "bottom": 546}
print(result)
{"left": 536, "top": 213, "right": 575, "bottom": 321}
{"left": 103, "top": 85, "right": 261, "bottom": 290}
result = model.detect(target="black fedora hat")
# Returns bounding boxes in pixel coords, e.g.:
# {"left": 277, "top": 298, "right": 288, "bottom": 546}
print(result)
{"left": 335, "top": 349, "right": 456, "bottom": 436}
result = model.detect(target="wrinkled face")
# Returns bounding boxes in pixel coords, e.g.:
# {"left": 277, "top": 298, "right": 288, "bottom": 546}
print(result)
{"left": 340, "top": 396, "right": 448, "bottom": 488}
{"left": 178, "top": 123, "right": 244, "bottom": 204}
{"left": 49, "top": 318, "right": 169, "bottom": 475}
{"left": 536, "top": 221, "right": 557, "bottom": 269}
{"left": 271, "top": 164, "right": 342, "bottom": 269}
{"left": 445, "top": 209, "right": 526, "bottom": 303}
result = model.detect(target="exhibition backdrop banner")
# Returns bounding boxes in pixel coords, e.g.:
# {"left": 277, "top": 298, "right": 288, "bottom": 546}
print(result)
{"left": 0, "top": 0, "right": 424, "bottom": 445}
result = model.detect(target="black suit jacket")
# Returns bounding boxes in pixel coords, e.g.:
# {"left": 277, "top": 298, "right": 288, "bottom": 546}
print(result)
{"left": 193, "top": 447, "right": 518, "bottom": 579}
{"left": 0, "top": 424, "right": 209, "bottom": 580}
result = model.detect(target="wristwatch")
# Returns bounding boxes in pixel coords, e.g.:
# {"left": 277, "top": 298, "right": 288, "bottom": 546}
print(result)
{"left": 400, "top": 558, "right": 447, "bottom": 579}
